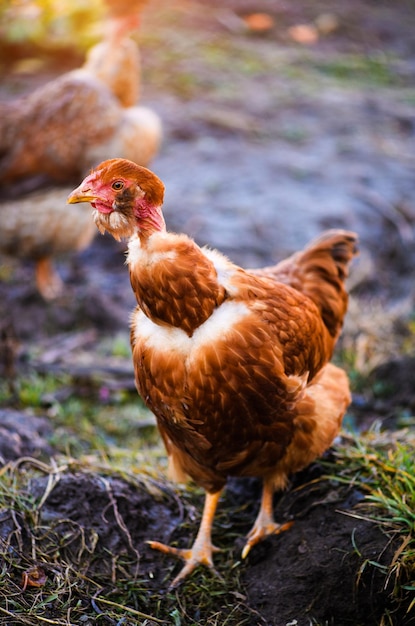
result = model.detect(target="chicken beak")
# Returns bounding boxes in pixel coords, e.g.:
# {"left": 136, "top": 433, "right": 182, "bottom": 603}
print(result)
{"left": 67, "top": 185, "right": 97, "bottom": 205}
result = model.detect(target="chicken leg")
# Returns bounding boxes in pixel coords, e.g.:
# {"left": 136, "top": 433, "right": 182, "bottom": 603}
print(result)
{"left": 35, "top": 257, "right": 64, "bottom": 300}
{"left": 148, "top": 490, "right": 222, "bottom": 588}
{"left": 242, "top": 478, "right": 293, "bottom": 559}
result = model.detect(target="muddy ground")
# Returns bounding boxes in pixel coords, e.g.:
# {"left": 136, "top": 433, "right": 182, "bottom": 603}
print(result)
{"left": 1, "top": 0, "right": 415, "bottom": 624}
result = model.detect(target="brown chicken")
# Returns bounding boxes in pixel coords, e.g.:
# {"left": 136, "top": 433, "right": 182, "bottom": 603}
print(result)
{"left": 0, "top": 25, "right": 161, "bottom": 185}
{"left": 68, "top": 158, "right": 358, "bottom": 586}
{"left": 0, "top": 12, "right": 161, "bottom": 298}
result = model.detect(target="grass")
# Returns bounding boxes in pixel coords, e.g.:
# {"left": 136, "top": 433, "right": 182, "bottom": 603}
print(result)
{"left": 0, "top": 370, "right": 259, "bottom": 625}
{"left": 0, "top": 367, "right": 164, "bottom": 471}
{"left": 312, "top": 53, "right": 404, "bottom": 87}
{"left": 0, "top": 456, "right": 255, "bottom": 626}
{"left": 326, "top": 428, "right": 415, "bottom": 620}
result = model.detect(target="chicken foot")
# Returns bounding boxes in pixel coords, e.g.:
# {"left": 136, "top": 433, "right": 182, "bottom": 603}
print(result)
{"left": 148, "top": 490, "right": 222, "bottom": 588}
{"left": 242, "top": 478, "right": 293, "bottom": 559}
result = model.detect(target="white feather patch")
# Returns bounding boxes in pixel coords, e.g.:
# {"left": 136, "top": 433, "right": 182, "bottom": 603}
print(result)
{"left": 127, "top": 233, "right": 178, "bottom": 267}
{"left": 202, "top": 247, "right": 239, "bottom": 294}
{"left": 131, "top": 300, "right": 251, "bottom": 357}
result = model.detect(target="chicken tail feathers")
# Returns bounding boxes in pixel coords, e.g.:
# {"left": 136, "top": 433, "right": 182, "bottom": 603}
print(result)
{"left": 257, "top": 230, "right": 358, "bottom": 339}
{"left": 308, "top": 229, "right": 358, "bottom": 281}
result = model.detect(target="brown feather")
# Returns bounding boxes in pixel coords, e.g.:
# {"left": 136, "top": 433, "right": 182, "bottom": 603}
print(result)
{"left": 253, "top": 229, "right": 358, "bottom": 339}
{"left": 129, "top": 234, "right": 346, "bottom": 491}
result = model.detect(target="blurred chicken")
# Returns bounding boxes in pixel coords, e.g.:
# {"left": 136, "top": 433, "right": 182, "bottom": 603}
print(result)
{"left": 0, "top": 187, "right": 97, "bottom": 299}
{"left": 0, "top": 11, "right": 161, "bottom": 185}
{"left": 0, "top": 9, "right": 161, "bottom": 298}
{"left": 103, "top": 0, "right": 149, "bottom": 19}
{"left": 83, "top": 36, "right": 140, "bottom": 109}
{"left": 86, "top": 0, "right": 150, "bottom": 105}
{"left": 68, "top": 158, "right": 357, "bottom": 586}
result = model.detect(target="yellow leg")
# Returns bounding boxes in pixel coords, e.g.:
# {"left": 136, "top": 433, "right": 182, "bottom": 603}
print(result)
{"left": 148, "top": 490, "right": 222, "bottom": 588}
{"left": 242, "top": 478, "right": 293, "bottom": 559}
{"left": 35, "top": 257, "right": 63, "bottom": 300}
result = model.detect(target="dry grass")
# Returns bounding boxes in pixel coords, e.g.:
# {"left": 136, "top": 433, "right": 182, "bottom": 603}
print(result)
{"left": 0, "top": 454, "right": 257, "bottom": 626}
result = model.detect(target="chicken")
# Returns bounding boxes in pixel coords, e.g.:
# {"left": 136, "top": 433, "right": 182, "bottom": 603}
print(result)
{"left": 0, "top": 15, "right": 161, "bottom": 185}
{"left": 0, "top": 187, "right": 97, "bottom": 299}
{"left": 68, "top": 158, "right": 358, "bottom": 586}
{"left": 82, "top": 10, "right": 144, "bottom": 108}
{"left": 0, "top": 12, "right": 161, "bottom": 298}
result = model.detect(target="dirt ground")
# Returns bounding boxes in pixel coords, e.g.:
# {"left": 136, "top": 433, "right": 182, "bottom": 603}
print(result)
{"left": 1, "top": 0, "right": 415, "bottom": 624}
{"left": 0, "top": 424, "right": 406, "bottom": 626}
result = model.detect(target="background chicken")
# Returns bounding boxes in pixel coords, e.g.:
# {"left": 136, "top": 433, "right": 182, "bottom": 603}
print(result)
{"left": 86, "top": 0, "right": 150, "bottom": 108}
{"left": 0, "top": 5, "right": 161, "bottom": 299}
{"left": 68, "top": 158, "right": 358, "bottom": 587}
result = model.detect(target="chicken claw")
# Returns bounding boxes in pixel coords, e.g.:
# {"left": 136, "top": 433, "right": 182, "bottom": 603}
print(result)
{"left": 147, "top": 538, "right": 222, "bottom": 588}
{"left": 242, "top": 478, "right": 294, "bottom": 559}
{"left": 242, "top": 520, "right": 294, "bottom": 559}
{"left": 148, "top": 490, "right": 222, "bottom": 588}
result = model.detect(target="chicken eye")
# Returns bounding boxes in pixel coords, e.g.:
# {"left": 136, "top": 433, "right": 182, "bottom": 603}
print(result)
{"left": 112, "top": 181, "right": 124, "bottom": 191}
